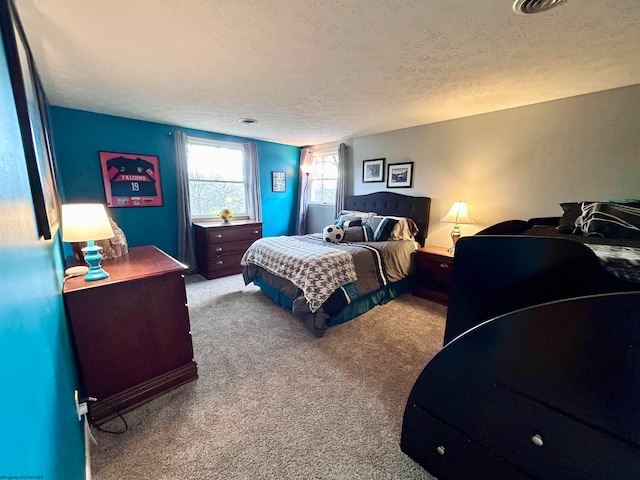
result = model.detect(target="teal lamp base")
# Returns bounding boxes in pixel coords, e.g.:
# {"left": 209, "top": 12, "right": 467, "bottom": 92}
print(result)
{"left": 81, "top": 241, "right": 110, "bottom": 281}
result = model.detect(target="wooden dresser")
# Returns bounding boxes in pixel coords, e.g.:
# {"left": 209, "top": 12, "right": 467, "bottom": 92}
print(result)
{"left": 63, "top": 246, "right": 198, "bottom": 425}
{"left": 193, "top": 220, "right": 262, "bottom": 279}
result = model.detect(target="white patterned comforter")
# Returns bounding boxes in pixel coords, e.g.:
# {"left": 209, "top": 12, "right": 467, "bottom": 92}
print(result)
{"left": 241, "top": 236, "right": 357, "bottom": 312}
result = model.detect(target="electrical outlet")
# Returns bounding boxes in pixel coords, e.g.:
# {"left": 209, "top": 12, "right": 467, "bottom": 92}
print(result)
{"left": 75, "top": 389, "right": 88, "bottom": 421}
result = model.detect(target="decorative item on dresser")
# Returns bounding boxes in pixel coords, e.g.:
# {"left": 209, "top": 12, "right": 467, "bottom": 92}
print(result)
{"left": 194, "top": 219, "right": 262, "bottom": 279}
{"left": 63, "top": 246, "right": 198, "bottom": 425}
{"left": 413, "top": 246, "right": 454, "bottom": 305}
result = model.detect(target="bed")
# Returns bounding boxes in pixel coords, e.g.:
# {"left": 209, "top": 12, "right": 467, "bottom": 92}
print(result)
{"left": 241, "top": 191, "right": 431, "bottom": 337}
{"left": 443, "top": 200, "right": 640, "bottom": 344}
{"left": 401, "top": 200, "right": 640, "bottom": 478}
{"left": 401, "top": 291, "right": 640, "bottom": 480}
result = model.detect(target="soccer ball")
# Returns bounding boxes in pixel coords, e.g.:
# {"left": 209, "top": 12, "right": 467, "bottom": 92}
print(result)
{"left": 219, "top": 208, "right": 233, "bottom": 222}
{"left": 322, "top": 225, "right": 344, "bottom": 243}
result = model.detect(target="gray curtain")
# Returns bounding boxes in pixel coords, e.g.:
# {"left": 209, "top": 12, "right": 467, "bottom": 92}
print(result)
{"left": 175, "top": 130, "right": 196, "bottom": 273}
{"left": 335, "top": 142, "right": 348, "bottom": 218}
{"left": 296, "top": 147, "right": 313, "bottom": 235}
{"left": 243, "top": 142, "right": 262, "bottom": 221}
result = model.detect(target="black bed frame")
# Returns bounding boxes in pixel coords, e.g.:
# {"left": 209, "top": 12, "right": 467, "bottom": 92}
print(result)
{"left": 345, "top": 191, "right": 431, "bottom": 245}
{"left": 401, "top": 291, "right": 640, "bottom": 479}
{"left": 443, "top": 235, "right": 640, "bottom": 344}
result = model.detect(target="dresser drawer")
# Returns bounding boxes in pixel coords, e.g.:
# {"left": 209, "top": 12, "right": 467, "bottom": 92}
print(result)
{"left": 485, "top": 384, "right": 640, "bottom": 479}
{"left": 207, "top": 252, "right": 245, "bottom": 272}
{"left": 206, "top": 240, "right": 255, "bottom": 258}
{"left": 206, "top": 225, "right": 262, "bottom": 244}
{"left": 402, "top": 404, "right": 531, "bottom": 480}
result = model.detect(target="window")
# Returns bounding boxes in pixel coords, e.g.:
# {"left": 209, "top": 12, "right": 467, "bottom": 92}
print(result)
{"left": 187, "top": 138, "right": 247, "bottom": 219}
{"left": 309, "top": 151, "right": 338, "bottom": 204}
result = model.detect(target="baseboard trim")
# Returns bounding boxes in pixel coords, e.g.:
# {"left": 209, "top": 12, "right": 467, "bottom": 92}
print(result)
{"left": 89, "top": 362, "right": 198, "bottom": 425}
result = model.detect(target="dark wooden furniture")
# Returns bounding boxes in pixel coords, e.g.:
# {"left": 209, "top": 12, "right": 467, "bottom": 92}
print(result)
{"left": 194, "top": 219, "right": 262, "bottom": 279}
{"left": 63, "top": 246, "right": 198, "bottom": 425}
{"left": 401, "top": 292, "right": 640, "bottom": 480}
{"left": 444, "top": 235, "right": 640, "bottom": 344}
{"left": 413, "top": 246, "right": 454, "bottom": 305}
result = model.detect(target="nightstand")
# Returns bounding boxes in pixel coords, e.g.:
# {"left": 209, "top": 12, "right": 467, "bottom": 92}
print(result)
{"left": 413, "top": 246, "right": 455, "bottom": 305}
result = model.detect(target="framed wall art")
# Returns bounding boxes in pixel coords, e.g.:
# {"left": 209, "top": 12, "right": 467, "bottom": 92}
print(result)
{"left": 99, "top": 151, "right": 164, "bottom": 207}
{"left": 387, "top": 162, "right": 414, "bottom": 188}
{"left": 362, "top": 158, "right": 385, "bottom": 183}
{"left": 272, "top": 171, "right": 286, "bottom": 192}
{"left": 1, "top": 1, "right": 62, "bottom": 239}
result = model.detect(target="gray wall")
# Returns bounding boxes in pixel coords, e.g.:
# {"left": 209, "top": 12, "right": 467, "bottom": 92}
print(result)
{"left": 348, "top": 84, "right": 640, "bottom": 247}
{"left": 307, "top": 204, "right": 335, "bottom": 234}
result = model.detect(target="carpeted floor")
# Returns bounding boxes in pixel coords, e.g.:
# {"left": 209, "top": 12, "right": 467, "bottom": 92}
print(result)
{"left": 90, "top": 273, "right": 446, "bottom": 479}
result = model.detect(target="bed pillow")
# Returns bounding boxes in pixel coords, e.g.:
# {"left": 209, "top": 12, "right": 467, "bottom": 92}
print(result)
{"left": 342, "top": 224, "right": 375, "bottom": 242}
{"left": 333, "top": 210, "right": 376, "bottom": 227}
{"left": 388, "top": 217, "right": 419, "bottom": 241}
{"left": 558, "top": 202, "right": 590, "bottom": 234}
{"left": 363, "top": 216, "right": 399, "bottom": 241}
{"left": 578, "top": 202, "right": 640, "bottom": 239}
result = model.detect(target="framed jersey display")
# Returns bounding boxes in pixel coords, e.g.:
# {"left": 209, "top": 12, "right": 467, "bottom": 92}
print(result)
{"left": 99, "top": 151, "right": 164, "bottom": 208}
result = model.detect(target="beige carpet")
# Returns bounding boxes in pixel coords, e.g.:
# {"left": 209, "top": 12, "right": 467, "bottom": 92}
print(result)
{"left": 90, "top": 273, "right": 446, "bottom": 479}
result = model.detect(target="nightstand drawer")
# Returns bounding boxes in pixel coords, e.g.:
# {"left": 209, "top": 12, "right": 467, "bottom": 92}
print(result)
{"left": 413, "top": 246, "right": 455, "bottom": 305}
{"left": 415, "top": 254, "right": 454, "bottom": 285}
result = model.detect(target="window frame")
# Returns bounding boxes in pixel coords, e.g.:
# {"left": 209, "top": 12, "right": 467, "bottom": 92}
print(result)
{"left": 308, "top": 148, "right": 339, "bottom": 206}
{"left": 186, "top": 137, "right": 249, "bottom": 221}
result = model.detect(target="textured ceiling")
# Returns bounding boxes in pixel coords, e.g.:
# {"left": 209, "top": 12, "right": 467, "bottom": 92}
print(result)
{"left": 14, "top": 0, "right": 640, "bottom": 147}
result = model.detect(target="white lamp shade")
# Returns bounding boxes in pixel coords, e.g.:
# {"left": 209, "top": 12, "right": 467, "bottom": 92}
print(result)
{"left": 300, "top": 163, "right": 314, "bottom": 175}
{"left": 441, "top": 201, "right": 474, "bottom": 225}
{"left": 62, "top": 204, "right": 115, "bottom": 242}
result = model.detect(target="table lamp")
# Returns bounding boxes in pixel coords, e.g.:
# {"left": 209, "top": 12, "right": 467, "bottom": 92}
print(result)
{"left": 62, "top": 203, "right": 115, "bottom": 281}
{"left": 441, "top": 201, "right": 474, "bottom": 252}
{"left": 300, "top": 163, "right": 313, "bottom": 177}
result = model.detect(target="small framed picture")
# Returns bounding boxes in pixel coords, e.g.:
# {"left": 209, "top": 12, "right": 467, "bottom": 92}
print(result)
{"left": 272, "top": 171, "right": 286, "bottom": 192}
{"left": 387, "top": 162, "right": 414, "bottom": 188}
{"left": 362, "top": 158, "right": 385, "bottom": 183}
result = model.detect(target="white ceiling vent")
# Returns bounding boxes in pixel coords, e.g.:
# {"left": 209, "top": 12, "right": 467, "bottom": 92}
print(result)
{"left": 513, "top": 0, "right": 568, "bottom": 15}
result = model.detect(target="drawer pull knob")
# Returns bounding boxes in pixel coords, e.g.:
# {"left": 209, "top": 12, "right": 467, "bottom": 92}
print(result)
{"left": 215, "top": 234, "right": 223, "bottom": 238}
{"left": 440, "top": 263, "right": 449, "bottom": 269}
{"left": 215, "top": 247, "right": 223, "bottom": 252}
{"left": 436, "top": 446, "right": 445, "bottom": 456}
{"left": 253, "top": 230, "right": 259, "bottom": 234}
{"left": 531, "top": 434, "right": 544, "bottom": 447}
{"left": 216, "top": 260, "right": 224, "bottom": 265}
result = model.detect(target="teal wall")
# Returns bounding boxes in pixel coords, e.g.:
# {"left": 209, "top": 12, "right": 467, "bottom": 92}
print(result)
{"left": 49, "top": 107, "right": 301, "bottom": 260}
{"left": 0, "top": 26, "right": 85, "bottom": 480}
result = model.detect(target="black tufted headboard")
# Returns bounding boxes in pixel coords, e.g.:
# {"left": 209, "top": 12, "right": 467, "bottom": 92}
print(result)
{"left": 345, "top": 191, "right": 431, "bottom": 245}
